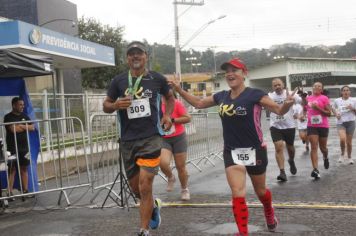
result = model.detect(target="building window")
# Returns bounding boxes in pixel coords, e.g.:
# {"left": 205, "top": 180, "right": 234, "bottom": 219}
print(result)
{"left": 197, "top": 83, "right": 206, "bottom": 91}
{"left": 182, "top": 82, "right": 191, "bottom": 91}
{"left": 214, "top": 82, "right": 220, "bottom": 88}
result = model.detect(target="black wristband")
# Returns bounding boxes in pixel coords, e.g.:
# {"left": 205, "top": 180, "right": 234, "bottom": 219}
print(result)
{"left": 171, "top": 118, "right": 175, "bottom": 123}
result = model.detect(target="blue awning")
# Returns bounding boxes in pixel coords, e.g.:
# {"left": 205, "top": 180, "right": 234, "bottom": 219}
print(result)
{"left": 0, "top": 20, "right": 115, "bottom": 69}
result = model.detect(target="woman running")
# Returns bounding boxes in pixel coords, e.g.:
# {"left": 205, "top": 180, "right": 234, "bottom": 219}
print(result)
{"left": 293, "top": 92, "right": 309, "bottom": 152}
{"left": 160, "top": 95, "right": 192, "bottom": 200}
{"left": 332, "top": 85, "right": 356, "bottom": 164}
{"left": 168, "top": 58, "right": 295, "bottom": 236}
{"left": 305, "top": 82, "right": 332, "bottom": 179}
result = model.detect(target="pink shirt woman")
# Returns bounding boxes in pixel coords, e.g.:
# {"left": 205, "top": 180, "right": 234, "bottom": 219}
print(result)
{"left": 304, "top": 82, "right": 332, "bottom": 180}
{"left": 161, "top": 99, "right": 187, "bottom": 137}
{"left": 160, "top": 97, "right": 191, "bottom": 201}
{"left": 306, "top": 94, "right": 330, "bottom": 128}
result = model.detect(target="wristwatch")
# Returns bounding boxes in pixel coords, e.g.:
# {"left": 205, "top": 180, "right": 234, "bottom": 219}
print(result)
{"left": 171, "top": 118, "right": 175, "bottom": 123}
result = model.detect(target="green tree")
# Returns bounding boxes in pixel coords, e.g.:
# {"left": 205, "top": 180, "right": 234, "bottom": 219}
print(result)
{"left": 149, "top": 44, "right": 176, "bottom": 73}
{"left": 78, "top": 16, "right": 126, "bottom": 89}
{"left": 338, "top": 38, "right": 356, "bottom": 58}
{"left": 130, "top": 39, "right": 356, "bottom": 76}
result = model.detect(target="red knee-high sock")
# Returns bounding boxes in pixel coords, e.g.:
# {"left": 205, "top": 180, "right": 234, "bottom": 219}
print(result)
{"left": 258, "top": 189, "right": 272, "bottom": 207}
{"left": 258, "top": 189, "right": 275, "bottom": 224}
{"left": 232, "top": 197, "right": 249, "bottom": 236}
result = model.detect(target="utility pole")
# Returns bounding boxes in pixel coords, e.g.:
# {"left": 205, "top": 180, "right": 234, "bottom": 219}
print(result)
{"left": 173, "top": 0, "right": 204, "bottom": 83}
{"left": 209, "top": 46, "right": 217, "bottom": 78}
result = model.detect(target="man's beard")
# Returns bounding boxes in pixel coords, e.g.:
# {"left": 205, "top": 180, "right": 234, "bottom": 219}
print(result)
{"left": 132, "top": 62, "right": 141, "bottom": 69}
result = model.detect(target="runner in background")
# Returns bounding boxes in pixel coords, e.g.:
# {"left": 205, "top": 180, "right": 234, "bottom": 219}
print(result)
{"left": 332, "top": 85, "right": 356, "bottom": 164}
{"left": 293, "top": 91, "right": 309, "bottom": 152}
{"left": 160, "top": 94, "right": 192, "bottom": 200}
{"left": 168, "top": 58, "right": 296, "bottom": 236}
{"left": 305, "top": 82, "right": 332, "bottom": 180}
{"left": 268, "top": 78, "right": 300, "bottom": 182}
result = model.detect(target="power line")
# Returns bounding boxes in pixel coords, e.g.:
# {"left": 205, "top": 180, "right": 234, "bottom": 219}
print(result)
{"left": 156, "top": 15, "right": 356, "bottom": 51}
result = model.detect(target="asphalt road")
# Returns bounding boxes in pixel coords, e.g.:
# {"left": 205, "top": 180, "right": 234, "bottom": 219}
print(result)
{"left": 0, "top": 114, "right": 355, "bottom": 236}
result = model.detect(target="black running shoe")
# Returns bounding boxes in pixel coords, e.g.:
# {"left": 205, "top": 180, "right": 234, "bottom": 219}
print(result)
{"left": 277, "top": 171, "right": 287, "bottom": 182}
{"left": 23, "top": 190, "right": 35, "bottom": 198}
{"left": 267, "top": 216, "right": 279, "bottom": 232}
{"left": 288, "top": 159, "right": 297, "bottom": 175}
{"left": 323, "top": 158, "right": 329, "bottom": 169}
{"left": 311, "top": 169, "right": 320, "bottom": 179}
{"left": 7, "top": 192, "right": 15, "bottom": 202}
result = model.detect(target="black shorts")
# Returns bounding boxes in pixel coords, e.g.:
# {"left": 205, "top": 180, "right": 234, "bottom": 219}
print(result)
{"left": 7, "top": 151, "right": 30, "bottom": 168}
{"left": 270, "top": 127, "right": 296, "bottom": 145}
{"left": 307, "top": 127, "right": 329, "bottom": 138}
{"left": 121, "top": 135, "right": 162, "bottom": 180}
{"left": 223, "top": 147, "right": 268, "bottom": 175}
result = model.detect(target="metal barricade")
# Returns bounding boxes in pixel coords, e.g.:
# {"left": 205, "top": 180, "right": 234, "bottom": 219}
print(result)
{"left": 206, "top": 112, "right": 223, "bottom": 161}
{"left": 186, "top": 112, "right": 224, "bottom": 168}
{"left": 184, "top": 113, "right": 211, "bottom": 170}
{"left": 0, "top": 110, "right": 222, "bottom": 207}
{"left": 88, "top": 114, "right": 121, "bottom": 202}
{"left": 0, "top": 117, "right": 90, "bottom": 205}
{"left": 87, "top": 112, "right": 224, "bottom": 192}
{"left": 30, "top": 91, "right": 107, "bottom": 138}
{"left": 159, "top": 112, "right": 224, "bottom": 180}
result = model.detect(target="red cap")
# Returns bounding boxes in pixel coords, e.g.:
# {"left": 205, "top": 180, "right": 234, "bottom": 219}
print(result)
{"left": 220, "top": 58, "right": 248, "bottom": 73}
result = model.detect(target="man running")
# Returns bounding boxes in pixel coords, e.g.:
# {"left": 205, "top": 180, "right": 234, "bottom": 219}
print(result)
{"left": 268, "top": 78, "right": 299, "bottom": 182}
{"left": 103, "top": 41, "right": 175, "bottom": 236}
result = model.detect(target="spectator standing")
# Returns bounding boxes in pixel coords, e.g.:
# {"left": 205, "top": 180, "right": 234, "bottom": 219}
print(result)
{"left": 4, "top": 97, "right": 34, "bottom": 199}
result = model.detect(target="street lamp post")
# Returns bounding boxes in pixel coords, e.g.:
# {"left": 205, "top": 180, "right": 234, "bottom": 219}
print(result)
{"left": 38, "top": 18, "right": 78, "bottom": 136}
{"left": 208, "top": 46, "right": 217, "bottom": 78}
{"left": 273, "top": 55, "right": 285, "bottom": 60}
{"left": 180, "top": 15, "right": 226, "bottom": 49}
{"left": 327, "top": 51, "right": 337, "bottom": 58}
{"left": 174, "top": 14, "right": 226, "bottom": 82}
{"left": 39, "top": 18, "right": 78, "bottom": 37}
{"left": 173, "top": 0, "right": 204, "bottom": 82}
{"left": 192, "top": 62, "right": 202, "bottom": 73}
{"left": 39, "top": 18, "right": 76, "bottom": 27}
{"left": 186, "top": 56, "right": 197, "bottom": 72}
{"left": 213, "top": 50, "right": 217, "bottom": 77}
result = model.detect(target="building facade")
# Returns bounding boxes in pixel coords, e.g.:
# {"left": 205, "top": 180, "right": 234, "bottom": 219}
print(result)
{"left": 0, "top": 0, "right": 81, "bottom": 93}
{"left": 215, "top": 57, "right": 356, "bottom": 94}
{"left": 165, "top": 73, "right": 214, "bottom": 97}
